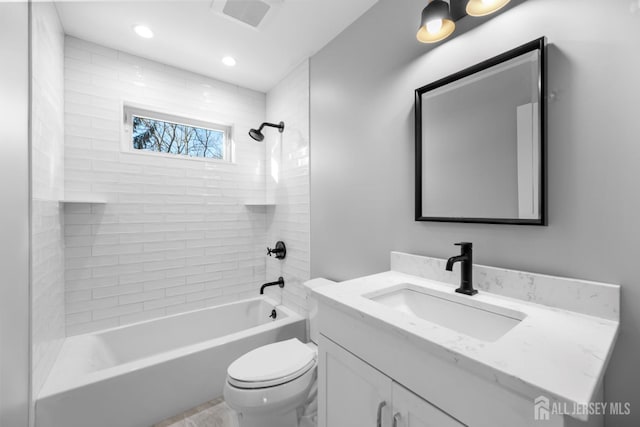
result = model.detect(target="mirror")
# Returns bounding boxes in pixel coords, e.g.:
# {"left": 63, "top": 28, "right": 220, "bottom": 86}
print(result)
{"left": 415, "top": 37, "right": 546, "bottom": 225}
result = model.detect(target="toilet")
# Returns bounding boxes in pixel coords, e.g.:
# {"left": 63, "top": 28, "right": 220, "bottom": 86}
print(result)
{"left": 223, "top": 278, "right": 334, "bottom": 427}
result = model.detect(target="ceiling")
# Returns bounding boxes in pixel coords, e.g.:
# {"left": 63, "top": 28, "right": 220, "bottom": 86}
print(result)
{"left": 55, "top": 0, "right": 379, "bottom": 93}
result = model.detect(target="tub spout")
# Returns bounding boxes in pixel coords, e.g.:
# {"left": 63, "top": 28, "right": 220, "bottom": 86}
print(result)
{"left": 260, "top": 277, "right": 285, "bottom": 295}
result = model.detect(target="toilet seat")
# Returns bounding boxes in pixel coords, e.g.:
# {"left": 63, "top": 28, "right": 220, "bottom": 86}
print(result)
{"left": 228, "top": 359, "right": 316, "bottom": 389}
{"left": 227, "top": 338, "right": 317, "bottom": 389}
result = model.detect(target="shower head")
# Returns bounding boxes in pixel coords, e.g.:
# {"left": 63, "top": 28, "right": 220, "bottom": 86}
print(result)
{"left": 248, "top": 121, "right": 285, "bottom": 142}
{"left": 248, "top": 128, "right": 264, "bottom": 141}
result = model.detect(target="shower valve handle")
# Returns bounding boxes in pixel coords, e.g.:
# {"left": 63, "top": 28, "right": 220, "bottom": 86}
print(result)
{"left": 266, "top": 241, "right": 286, "bottom": 259}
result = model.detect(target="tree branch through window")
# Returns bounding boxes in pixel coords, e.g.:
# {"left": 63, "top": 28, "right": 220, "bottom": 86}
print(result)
{"left": 132, "top": 114, "right": 225, "bottom": 160}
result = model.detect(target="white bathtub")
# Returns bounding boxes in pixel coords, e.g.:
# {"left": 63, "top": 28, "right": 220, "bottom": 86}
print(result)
{"left": 36, "top": 296, "right": 306, "bottom": 427}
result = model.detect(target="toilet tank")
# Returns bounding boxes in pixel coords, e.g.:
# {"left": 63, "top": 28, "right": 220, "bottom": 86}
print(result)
{"left": 303, "top": 278, "right": 336, "bottom": 344}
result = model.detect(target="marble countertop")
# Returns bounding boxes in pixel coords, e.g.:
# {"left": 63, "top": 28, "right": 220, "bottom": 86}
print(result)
{"left": 312, "top": 253, "right": 620, "bottom": 420}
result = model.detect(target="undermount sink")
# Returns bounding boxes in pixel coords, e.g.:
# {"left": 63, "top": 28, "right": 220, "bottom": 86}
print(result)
{"left": 366, "top": 284, "right": 525, "bottom": 341}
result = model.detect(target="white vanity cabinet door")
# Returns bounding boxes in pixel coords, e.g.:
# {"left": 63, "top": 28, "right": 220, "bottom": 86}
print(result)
{"left": 391, "top": 383, "right": 465, "bottom": 427}
{"left": 318, "top": 335, "right": 392, "bottom": 427}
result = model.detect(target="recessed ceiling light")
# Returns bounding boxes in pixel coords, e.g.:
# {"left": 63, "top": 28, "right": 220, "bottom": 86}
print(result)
{"left": 222, "top": 56, "right": 237, "bottom": 67}
{"left": 133, "top": 25, "right": 154, "bottom": 39}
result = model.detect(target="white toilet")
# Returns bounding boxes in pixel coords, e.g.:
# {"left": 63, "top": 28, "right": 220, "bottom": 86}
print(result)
{"left": 223, "top": 278, "right": 333, "bottom": 427}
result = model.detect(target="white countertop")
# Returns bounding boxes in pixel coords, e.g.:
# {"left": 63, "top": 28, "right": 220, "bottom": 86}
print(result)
{"left": 313, "top": 266, "right": 619, "bottom": 419}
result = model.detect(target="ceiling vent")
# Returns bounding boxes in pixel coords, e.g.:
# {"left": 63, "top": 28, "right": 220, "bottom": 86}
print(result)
{"left": 220, "top": 0, "right": 271, "bottom": 28}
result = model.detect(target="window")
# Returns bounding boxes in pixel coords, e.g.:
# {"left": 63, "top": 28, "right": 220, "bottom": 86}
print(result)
{"left": 123, "top": 106, "right": 231, "bottom": 161}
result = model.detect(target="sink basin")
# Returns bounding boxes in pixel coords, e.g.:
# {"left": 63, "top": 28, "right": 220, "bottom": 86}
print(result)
{"left": 367, "top": 284, "right": 525, "bottom": 341}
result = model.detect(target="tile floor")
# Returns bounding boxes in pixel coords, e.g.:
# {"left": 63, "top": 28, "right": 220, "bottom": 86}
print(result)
{"left": 154, "top": 398, "right": 239, "bottom": 427}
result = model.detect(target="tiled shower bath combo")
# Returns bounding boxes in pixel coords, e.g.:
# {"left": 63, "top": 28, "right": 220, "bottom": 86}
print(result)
{"left": 5, "top": 1, "right": 637, "bottom": 427}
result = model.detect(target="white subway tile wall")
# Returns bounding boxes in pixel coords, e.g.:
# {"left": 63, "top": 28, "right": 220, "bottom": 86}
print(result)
{"left": 31, "top": 2, "right": 66, "bottom": 399}
{"left": 63, "top": 37, "right": 269, "bottom": 335}
{"left": 264, "top": 60, "right": 311, "bottom": 316}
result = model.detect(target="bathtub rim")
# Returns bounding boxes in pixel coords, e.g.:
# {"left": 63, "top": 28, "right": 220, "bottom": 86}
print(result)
{"left": 39, "top": 296, "right": 304, "bottom": 400}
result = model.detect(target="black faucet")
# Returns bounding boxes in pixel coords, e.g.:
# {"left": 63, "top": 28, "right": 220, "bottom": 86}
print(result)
{"left": 445, "top": 242, "right": 477, "bottom": 296}
{"left": 260, "top": 277, "right": 285, "bottom": 295}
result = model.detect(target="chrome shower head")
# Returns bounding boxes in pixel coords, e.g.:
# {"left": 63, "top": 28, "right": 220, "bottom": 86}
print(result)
{"left": 248, "top": 121, "right": 285, "bottom": 141}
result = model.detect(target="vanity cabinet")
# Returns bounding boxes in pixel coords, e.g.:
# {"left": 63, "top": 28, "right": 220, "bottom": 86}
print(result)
{"left": 318, "top": 335, "right": 464, "bottom": 427}
{"left": 315, "top": 299, "right": 572, "bottom": 427}
{"left": 312, "top": 253, "right": 618, "bottom": 427}
{"left": 392, "top": 382, "right": 464, "bottom": 427}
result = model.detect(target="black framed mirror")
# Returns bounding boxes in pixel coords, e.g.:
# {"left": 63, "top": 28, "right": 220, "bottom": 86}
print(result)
{"left": 415, "top": 37, "right": 546, "bottom": 225}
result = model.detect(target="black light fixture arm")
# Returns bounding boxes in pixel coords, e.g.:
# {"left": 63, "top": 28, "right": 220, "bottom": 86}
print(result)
{"left": 416, "top": 0, "right": 511, "bottom": 44}
{"left": 260, "top": 277, "right": 285, "bottom": 295}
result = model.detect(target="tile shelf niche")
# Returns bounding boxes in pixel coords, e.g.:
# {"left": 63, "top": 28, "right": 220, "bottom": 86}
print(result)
{"left": 60, "top": 192, "right": 107, "bottom": 204}
{"left": 243, "top": 197, "right": 276, "bottom": 206}
{"left": 244, "top": 201, "right": 276, "bottom": 207}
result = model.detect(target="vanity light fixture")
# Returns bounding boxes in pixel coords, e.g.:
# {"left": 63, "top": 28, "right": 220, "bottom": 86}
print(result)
{"left": 417, "top": 0, "right": 511, "bottom": 44}
{"left": 466, "top": 0, "right": 511, "bottom": 16}
{"left": 416, "top": 0, "right": 456, "bottom": 43}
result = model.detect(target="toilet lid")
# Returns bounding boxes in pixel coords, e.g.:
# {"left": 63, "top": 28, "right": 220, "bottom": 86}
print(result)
{"left": 228, "top": 338, "right": 316, "bottom": 385}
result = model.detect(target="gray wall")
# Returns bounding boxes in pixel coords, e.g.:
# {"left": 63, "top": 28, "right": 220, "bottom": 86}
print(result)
{"left": 0, "top": 2, "right": 31, "bottom": 426}
{"left": 310, "top": 0, "right": 640, "bottom": 424}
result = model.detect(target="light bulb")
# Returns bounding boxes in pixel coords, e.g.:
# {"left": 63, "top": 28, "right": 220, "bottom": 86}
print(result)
{"left": 481, "top": 0, "right": 495, "bottom": 4}
{"left": 426, "top": 19, "right": 443, "bottom": 34}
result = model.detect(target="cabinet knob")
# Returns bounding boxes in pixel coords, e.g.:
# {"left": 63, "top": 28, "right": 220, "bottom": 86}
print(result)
{"left": 376, "top": 401, "right": 386, "bottom": 427}
{"left": 392, "top": 412, "right": 401, "bottom": 427}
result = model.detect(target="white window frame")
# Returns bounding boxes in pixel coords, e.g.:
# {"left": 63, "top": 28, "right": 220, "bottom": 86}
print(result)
{"left": 122, "top": 104, "right": 234, "bottom": 163}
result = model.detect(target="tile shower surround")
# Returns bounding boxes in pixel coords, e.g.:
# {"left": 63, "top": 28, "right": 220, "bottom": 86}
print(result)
{"left": 63, "top": 37, "right": 270, "bottom": 335}
{"left": 264, "top": 60, "right": 311, "bottom": 317}
{"left": 31, "top": 1, "right": 65, "bottom": 399}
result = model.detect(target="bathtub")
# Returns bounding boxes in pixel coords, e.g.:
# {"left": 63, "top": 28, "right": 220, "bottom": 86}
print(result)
{"left": 36, "top": 296, "right": 306, "bottom": 427}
